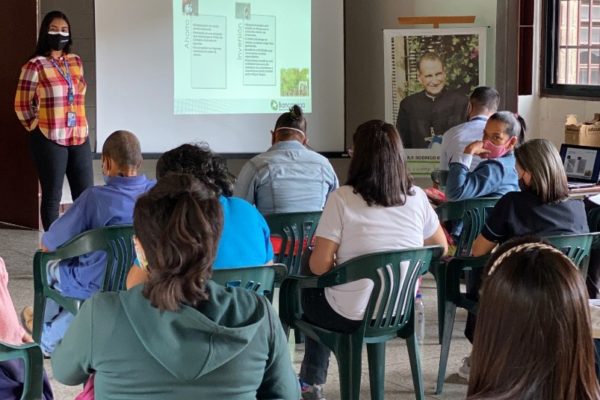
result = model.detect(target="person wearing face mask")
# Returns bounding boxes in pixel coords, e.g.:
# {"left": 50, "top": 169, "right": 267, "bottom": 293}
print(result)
{"left": 445, "top": 111, "right": 525, "bottom": 202}
{"left": 472, "top": 138, "right": 588, "bottom": 256}
{"left": 454, "top": 138, "right": 589, "bottom": 380}
{"left": 14, "top": 10, "right": 94, "bottom": 231}
{"left": 20, "top": 130, "right": 155, "bottom": 356}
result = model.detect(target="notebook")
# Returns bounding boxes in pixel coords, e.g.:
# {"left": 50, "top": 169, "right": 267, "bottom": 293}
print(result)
{"left": 559, "top": 144, "right": 600, "bottom": 189}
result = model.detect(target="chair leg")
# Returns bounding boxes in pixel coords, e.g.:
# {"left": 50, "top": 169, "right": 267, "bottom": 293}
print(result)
{"left": 367, "top": 342, "right": 386, "bottom": 400}
{"left": 294, "top": 329, "right": 305, "bottom": 344}
{"left": 435, "top": 265, "right": 446, "bottom": 345}
{"left": 435, "top": 301, "right": 457, "bottom": 395}
{"left": 406, "top": 334, "right": 425, "bottom": 400}
{"left": 334, "top": 337, "right": 363, "bottom": 400}
{"left": 32, "top": 293, "right": 46, "bottom": 344}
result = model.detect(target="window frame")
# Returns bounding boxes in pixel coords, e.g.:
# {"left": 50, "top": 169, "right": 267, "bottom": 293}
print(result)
{"left": 542, "top": 0, "right": 600, "bottom": 99}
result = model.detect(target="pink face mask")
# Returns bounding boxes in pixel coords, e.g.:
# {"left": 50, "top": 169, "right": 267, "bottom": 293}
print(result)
{"left": 481, "top": 140, "right": 510, "bottom": 159}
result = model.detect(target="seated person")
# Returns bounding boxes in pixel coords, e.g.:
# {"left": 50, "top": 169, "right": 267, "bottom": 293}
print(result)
{"left": 458, "top": 138, "right": 590, "bottom": 379}
{"left": 439, "top": 86, "right": 500, "bottom": 171}
{"left": 445, "top": 111, "right": 525, "bottom": 201}
{"left": 32, "top": 130, "right": 155, "bottom": 355}
{"left": 51, "top": 174, "right": 299, "bottom": 399}
{"left": 472, "top": 138, "right": 589, "bottom": 256}
{"left": 234, "top": 105, "right": 338, "bottom": 215}
{"left": 299, "top": 120, "right": 448, "bottom": 399}
{"left": 126, "top": 143, "right": 274, "bottom": 288}
{"left": 0, "top": 258, "right": 53, "bottom": 400}
{"left": 468, "top": 237, "right": 600, "bottom": 399}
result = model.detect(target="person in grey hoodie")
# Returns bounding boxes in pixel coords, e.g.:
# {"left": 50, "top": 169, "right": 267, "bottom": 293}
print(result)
{"left": 51, "top": 173, "right": 299, "bottom": 400}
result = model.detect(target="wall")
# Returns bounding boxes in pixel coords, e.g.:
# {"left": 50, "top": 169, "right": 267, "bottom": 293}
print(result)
{"left": 518, "top": 0, "right": 600, "bottom": 146}
{"left": 344, "top": 0, "right": 498, "bottom": 144}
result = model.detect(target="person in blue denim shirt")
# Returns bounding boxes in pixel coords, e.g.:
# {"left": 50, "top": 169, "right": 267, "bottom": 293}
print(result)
{"left": 31, "top": 130, "right": 155, "bottom": 356}
{"left": 234, "top": 105, "right": 338, "bottom": 215}
{"left": 445, "top": 111, "right": 526, "bottom": 202}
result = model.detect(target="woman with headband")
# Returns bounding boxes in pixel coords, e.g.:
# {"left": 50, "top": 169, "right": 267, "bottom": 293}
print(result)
{"left": 458, "top": 138, "right": 590, "bottom": 379}
{"left": 468, "top": 237, "right": 600, "bottom": 400}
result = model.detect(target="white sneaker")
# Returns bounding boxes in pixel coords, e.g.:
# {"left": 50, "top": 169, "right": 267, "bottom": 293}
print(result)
{"left": 458, "top": 356, "right": 470, "bottom": 380}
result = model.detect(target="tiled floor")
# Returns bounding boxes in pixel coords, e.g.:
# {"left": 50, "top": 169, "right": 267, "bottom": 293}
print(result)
{"left": 2, "top": 227, "right": 471, "bottom": 399}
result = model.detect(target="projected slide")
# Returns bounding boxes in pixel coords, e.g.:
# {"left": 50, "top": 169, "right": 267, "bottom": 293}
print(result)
{"left": 174, "top": 0, "right": 311, "bottom": 115}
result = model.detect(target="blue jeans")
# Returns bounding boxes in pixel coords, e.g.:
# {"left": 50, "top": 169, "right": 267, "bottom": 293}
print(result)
{"left": 41, "top": 261, "right": 74, "bottom": 355}
{"left": 299, "top": 288, "right": 361, "bottom": 385}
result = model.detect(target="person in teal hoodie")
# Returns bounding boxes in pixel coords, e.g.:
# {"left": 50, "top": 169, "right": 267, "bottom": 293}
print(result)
{"left": 51, "top": 173, "right": 299, "bottom": 400}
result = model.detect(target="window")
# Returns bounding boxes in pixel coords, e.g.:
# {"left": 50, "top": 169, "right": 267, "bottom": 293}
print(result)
{"left": 543, "top": 0, "right": 600, "bottom": 97}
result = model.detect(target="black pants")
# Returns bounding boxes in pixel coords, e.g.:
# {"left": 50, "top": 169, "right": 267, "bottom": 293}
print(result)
{"left": 29, "top": 129, "right": 93, "bottom": 230}
{"left": 299, "top": 288, "right": 361, "bottom": 385}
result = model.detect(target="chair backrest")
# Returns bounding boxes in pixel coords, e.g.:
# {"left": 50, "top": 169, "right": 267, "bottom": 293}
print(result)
{"left": 545, "top": 232, "right": 598, "bottom": 278}
{"left": 265, "top": 211, "right": 321, "bottom": 276}
{"left": 436, "top": 198, "right": 500, "bottom": 256}
{"left": 318, "top": 246, "right": 442, "bottom": 338}
{"left": 33, "top": 225, "right": 135, "bottom": 316}
{"left": 211, "top": 264, "right": 287, "bottom": 299}
{"left": 0, "top": 342, "right": 44, "bottom": 400}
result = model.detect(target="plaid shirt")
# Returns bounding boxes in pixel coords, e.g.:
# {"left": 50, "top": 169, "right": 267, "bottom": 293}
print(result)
{"left": 14, "top": 54, "right": 88, "bottom": 146}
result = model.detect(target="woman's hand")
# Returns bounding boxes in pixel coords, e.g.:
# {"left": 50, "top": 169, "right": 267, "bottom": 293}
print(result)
{"left": 464, "top": 140, "right": 490, "bottom": 156}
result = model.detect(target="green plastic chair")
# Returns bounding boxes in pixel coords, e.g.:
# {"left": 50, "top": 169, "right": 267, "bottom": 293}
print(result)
{"left": 32, "top": 225, "right": 135, "bottom": 343}
{"left": 264, "top": 211, "right": 321, "bottom": 276}
{"left": 280, "top": 246, "right": 443, "bottom": 400}
{"left": 0, "top": 341, "right": 44, "bottom": 400}
{"left": 435, "top": 231, "right": 598, "bottom": 394}
{"left": 211, "top": 264, "right": 287, "bottom": 301}
{"left": 435, "top": 254, "right": 489, "bottom": 394}
{"left": 430, "top": 197, "right": 499, "bottom": 344}
{"left": 545, "top": 232, "right": 597, "bottom": 277}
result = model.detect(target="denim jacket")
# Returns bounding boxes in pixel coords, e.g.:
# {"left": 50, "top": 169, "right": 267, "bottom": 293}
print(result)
{"left": 445, "top": 152, "right": 519, "bottom": 201}
{"left": 233, "top": 141, "right": 339, "bottom": 215}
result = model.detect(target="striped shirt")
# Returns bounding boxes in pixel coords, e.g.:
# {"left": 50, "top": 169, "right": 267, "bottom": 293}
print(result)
{"left": 14, "top": 53, "right": 88, "bottom": 146}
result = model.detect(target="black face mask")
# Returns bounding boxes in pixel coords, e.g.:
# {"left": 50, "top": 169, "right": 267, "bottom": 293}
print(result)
{"left": 47, "top": 32, "right": 70, "bottom": 51}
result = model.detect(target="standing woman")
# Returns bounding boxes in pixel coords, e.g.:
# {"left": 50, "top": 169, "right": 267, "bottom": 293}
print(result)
{"left": 15, "top": 11, "right": 93, "bottom": 231}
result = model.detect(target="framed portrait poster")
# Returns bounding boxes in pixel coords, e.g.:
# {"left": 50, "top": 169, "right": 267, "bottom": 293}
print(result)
{"left": 383, "top": 27, "right": 487, "bottom": 176}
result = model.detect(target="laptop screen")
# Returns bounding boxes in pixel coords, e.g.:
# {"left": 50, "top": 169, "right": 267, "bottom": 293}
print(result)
{"left": 559, "top": 144, "right": 600, "bottom": 183}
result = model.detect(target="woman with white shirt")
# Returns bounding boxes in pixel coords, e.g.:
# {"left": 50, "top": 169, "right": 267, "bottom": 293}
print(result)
{"left": 299, "top": 119, "right": 448, "bottom": 399}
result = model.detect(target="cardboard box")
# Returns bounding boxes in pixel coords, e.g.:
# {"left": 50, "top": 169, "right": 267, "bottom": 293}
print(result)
{"left": 565, "top": 114, "right": 600, "bottom": 147}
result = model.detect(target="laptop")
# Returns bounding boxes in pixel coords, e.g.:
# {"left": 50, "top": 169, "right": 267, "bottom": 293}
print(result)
{"left": 559, "top": 144, "right": 600, "bottom": 189}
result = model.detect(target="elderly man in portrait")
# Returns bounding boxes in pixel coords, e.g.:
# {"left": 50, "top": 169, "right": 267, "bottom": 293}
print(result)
{"left": 396, "top": 52, "right": 469, "bottom": 149}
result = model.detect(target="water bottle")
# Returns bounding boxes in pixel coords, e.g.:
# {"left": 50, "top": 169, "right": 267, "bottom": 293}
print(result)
{"left": 415, "top": 292, "right": 425, "bottom": 346}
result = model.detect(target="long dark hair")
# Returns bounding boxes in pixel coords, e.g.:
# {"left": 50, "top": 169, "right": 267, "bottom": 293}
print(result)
{"left": 34, "top": 11, "right": 73, "bottom": 57}
{"left": 133, "top": 173, "right": 223, "bottom": 312}
{"left": 346, "top": 120, "right": 414, "bottom": 206}
{"left": 468, "top": 236, "right": 600, "bottom": 400}
{"left": 156, "top": 143, "right": 235, "bottom": 197}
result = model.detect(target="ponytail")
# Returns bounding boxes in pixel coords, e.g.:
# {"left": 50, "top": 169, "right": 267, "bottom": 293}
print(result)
{"left": 489, "top": 111, "right": 527, "bottom": 145}
{"left": 134, "top": 173, "right": 222, "bottom": 311}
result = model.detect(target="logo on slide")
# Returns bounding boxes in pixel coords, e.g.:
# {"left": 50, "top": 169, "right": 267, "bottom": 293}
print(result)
{"left": 270, "top": 100, "right": 279, "bottom": 111}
